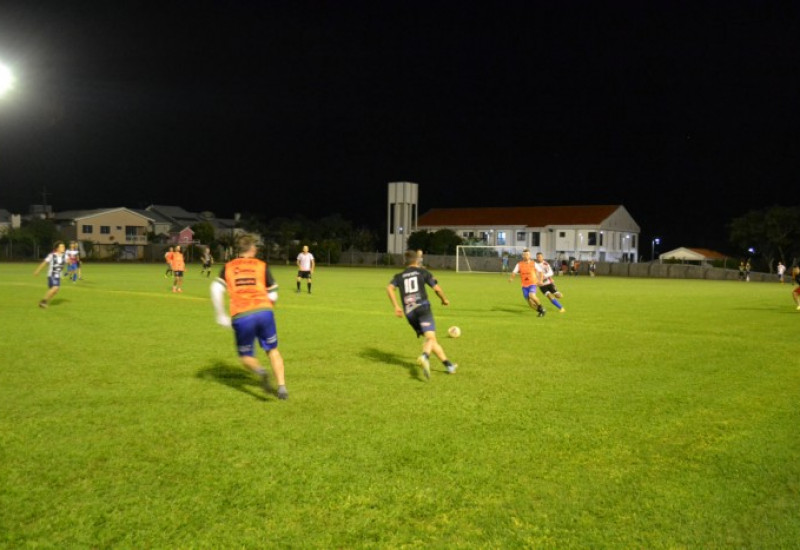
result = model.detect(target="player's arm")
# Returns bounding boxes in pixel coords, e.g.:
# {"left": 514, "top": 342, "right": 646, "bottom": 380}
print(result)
{"left": 210, "top": 267, "right": 231, "bottom": 326}
{"left": 508, "top": 264, "right": 519, "bottom": 282}
{"left": 33, "top": 258, "right": 48, "bottom": 276}
{"left": 266, "top": 266, "right": 279, "bottom": 302}
{"left": 310, "top": 257, "right": 315, "bottom": 273}
{"left": 433, "top": 284, "right": 449, "bottom": 306}
{"left": 386, "top": 283, "right": 403, "bottom": 317}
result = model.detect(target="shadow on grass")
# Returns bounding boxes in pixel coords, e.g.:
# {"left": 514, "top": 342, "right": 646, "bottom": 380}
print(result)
{"left": 196, "top": 361, "right": 268, "bottom": 401}
{"left": 491, "top": 305, "right": 526, "bottom": 314}
{"left": 360, "top": 347, "right": 425, "bottom": 381}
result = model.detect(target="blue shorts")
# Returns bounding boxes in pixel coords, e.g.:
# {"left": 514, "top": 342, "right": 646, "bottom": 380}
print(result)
{"left": 48, "top": 276, "right": 62, "bottom": 288}
{"left": 521, "top": 285, "right": 538, "bottom": 300}
{"left": 406, "top": 304, "right": 436, "bottom": 337}
{"left": 232, "top": 310, "right": 278, "bottom": 357}
{"left": 67, "top": 264, "right": 78, "bottom": 273}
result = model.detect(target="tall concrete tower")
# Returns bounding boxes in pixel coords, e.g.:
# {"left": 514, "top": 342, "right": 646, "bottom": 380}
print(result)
{"left": 386, "top": 182, "right": 418, "bottom": 254}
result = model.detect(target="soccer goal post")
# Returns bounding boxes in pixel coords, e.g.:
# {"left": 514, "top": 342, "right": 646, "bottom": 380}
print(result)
{"left": 455, "top": 245, "right": 531, "bottom": 273}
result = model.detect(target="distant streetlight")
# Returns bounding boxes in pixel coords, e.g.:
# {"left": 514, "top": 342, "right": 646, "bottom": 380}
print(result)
{"left": 0, "top": 62, "right": 15, "bottom": 97}
{"left": 651, "top": 237, "right": 660, "bottom": 262}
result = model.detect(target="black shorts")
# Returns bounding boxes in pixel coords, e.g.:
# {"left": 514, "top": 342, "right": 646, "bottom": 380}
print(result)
{"left": 297, "top": 270, "right": 312, "bottom": 279}
{"left": 405, "top": 304, "right": 435, "bottom": 337}
{"left": 539, "top": 283, "right": 558, "bottom": 295}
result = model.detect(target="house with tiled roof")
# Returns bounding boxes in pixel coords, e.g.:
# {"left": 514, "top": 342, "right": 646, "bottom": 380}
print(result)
{"left": 417, "top": 205, "right": 641, "bottom": 262}
{"left": 658, "top": 247, "right": 729, "bottom": 265}
{"left": 145, "top": 205, "right": 239, "bottom": 244}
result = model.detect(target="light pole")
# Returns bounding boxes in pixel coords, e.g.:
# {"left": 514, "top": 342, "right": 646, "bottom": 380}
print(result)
{"left": 651, "top": 237, "right": 660, "bottom": 262}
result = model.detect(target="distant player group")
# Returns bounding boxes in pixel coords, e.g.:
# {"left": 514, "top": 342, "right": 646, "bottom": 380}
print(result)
{"left": 508, "top": 249, "right": 566, "bottom": 317}
{"left": 33, "top": 238, "right": 800, "bottom": 404}
{"left": 33, "top": 241, "right": 82, "bottom": 308}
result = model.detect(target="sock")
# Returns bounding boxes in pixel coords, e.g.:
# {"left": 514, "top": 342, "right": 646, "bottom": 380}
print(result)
{"left": 551, "top": 298, "right": 563, "bottom": 309}
{"left": 443, "top": 360, "right": 453, "bottom": 367}
{"left": 308, "top": 283, "right": 312, "bottom": 293}
{"left": 422, "top": 352, "right": 430, "bottom": 360}
{"left": 297, "top": 281, "right": 300, "bottom": 291}
{"left": 538, "top": 305, "right": 545, "bottom": 313}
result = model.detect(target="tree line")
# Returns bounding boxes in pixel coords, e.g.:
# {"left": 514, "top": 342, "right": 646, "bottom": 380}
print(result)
{"left": 3, "top": 207, "right": 800, "bottom": 270}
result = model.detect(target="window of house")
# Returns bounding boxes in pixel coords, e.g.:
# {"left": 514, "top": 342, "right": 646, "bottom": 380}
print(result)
{"left": 82, "top": 225, "right": 93, "bottom": 234}
{"left": 559, "top": 231, "right": 566, "bottom": 238}
{"left": 100, "top": 226, "right": 111, "bottom": 234}
{"left": 631, "top": 235, "right": 636, "bottom": 248}
{"left": 531, "top": 232, "right": 540, "bottom": 246}
{"left": 588, "top": 232, "right": 597, "bottom": 246}
{"left": 497, "top": 231, "right": 506, "bottom": 245}
{"left": 462, "top": 231, "right": 474, "bottom": 238}
{"left": 599, "top": 232, "right": 604, "bottom": 246}
{"left": 516, "top": 231, "right": 526, "bottom": 244}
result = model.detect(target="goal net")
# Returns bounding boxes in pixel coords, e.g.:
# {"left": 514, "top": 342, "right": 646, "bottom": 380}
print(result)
{"left": 455, "top": 245, "right": 531, "bottom": 273}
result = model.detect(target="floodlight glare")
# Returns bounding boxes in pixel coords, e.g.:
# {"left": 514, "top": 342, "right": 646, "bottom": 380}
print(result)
{"left": 0, "top": 63, "right": 15, "bottom": 97}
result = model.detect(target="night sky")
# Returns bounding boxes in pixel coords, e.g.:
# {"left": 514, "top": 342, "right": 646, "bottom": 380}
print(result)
{"left": 1, "top": 1, "right": 798, "bottom": 252}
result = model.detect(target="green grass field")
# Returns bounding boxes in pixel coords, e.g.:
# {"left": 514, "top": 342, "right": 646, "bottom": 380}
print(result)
{"left": 1, "top": 262, "right": 799, "bottom": 548}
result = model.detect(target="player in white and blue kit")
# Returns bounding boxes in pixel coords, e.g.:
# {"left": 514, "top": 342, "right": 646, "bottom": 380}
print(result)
{"left": 33, "top": 241, "right": 68, "bottom": 308}
{"left": 65, "top": 241, "right": 81, "bottom": 282}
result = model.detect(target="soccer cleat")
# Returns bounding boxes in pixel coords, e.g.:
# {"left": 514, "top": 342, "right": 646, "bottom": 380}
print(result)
{"left": 796, "top": 305, "right": 800, "bottom": 311}
{"left": 172, "top": 288, "right": 177, "bottom": 293}
{"left": 559, "top": 308, "right": 566, "bottom": 313}
{"left": 446, "top": 363, "right": 458, "bottom": 374}
{"left": 537, "top": 308, "right": 546, "bottom": 317}
{"left": 417, "top": 355, "right": 431, "bottom": 380}
{"left": 38, "top": 300, "right": 48, "bottom": 309}
{"left": 277, "top": 386, "right": 289, "bottom": 400}
{"left": 177, "top": 288, "right": 182, "bottom": 293}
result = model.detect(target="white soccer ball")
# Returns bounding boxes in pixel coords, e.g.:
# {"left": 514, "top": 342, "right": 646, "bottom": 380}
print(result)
{"left": 447, "top": 326, "right": 461, "bottom": 338}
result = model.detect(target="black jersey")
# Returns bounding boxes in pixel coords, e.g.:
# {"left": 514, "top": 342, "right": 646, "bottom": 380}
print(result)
{"left": 390, "top": 267, "right": 438, "bottom": 313}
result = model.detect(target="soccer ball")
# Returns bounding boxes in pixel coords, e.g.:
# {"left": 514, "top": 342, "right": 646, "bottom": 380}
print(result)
{"left": 447, "top": 326, "right": 461, "bottom": 338}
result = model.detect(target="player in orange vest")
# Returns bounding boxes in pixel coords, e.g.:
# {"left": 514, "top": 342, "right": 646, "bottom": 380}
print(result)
{"left": 210, "top": 235, "right": 288, "bottom": 399}
{"left": 171, "top": 245, "right": 186, "bottom": 293}
{"left": 508, "top": 248, "right": 546, "bottom": 317}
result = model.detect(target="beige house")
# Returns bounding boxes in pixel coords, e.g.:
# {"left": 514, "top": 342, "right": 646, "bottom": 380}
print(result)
{"left": 54, "top": 207, "right": 154, "bottom": 259}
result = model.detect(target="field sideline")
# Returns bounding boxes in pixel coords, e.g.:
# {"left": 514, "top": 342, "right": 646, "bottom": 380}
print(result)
{"left": 1, "top": 262, "right": 799, "bottom": 547}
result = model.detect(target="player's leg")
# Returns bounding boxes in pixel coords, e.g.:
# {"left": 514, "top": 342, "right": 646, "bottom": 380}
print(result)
{"left": 267, "top": 348, "right": 288, "bottom": 399}
{"left": 296, "top": 272, "right": 301, "bottom": 292}
{"left": 307, "top": 275, "right": 312, "bottom": 294}
{"left": 40, "top": 279, "right": 60, "bottom": 307}
{"left": 423, "top": 331, "right": 457, "bottom": 374}
{"left": 256, "top": 311, "right": 288, "bottom": 398}
{"left": 544, "top": 289, "right": 565, "bottom": 312}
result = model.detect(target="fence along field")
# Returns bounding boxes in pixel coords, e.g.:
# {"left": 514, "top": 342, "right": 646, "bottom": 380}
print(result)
{"left": 1, "top": 262, "right": 798, "bottom": 547}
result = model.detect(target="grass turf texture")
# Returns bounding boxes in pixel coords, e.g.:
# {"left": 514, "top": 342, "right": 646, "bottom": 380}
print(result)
{"left": 1, "top": 263, "right": 799, "bottom": 548}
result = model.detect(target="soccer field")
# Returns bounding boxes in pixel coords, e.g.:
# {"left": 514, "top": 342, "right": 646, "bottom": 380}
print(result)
{"left": 1, "top": 262, "right": 799, "bottom": 547}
